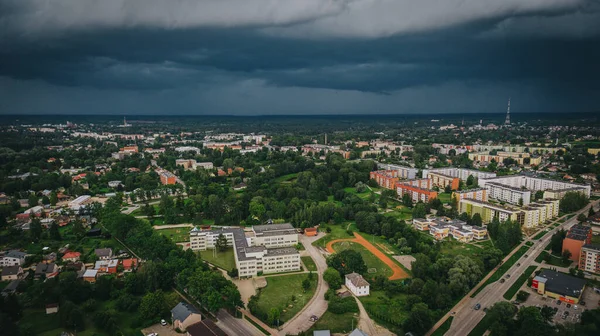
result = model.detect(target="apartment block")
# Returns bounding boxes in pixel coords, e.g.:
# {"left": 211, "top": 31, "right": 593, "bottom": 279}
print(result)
{"left": 189, "top": 224, "right": 300, "bottom": 278}
{"left": 479, "top": 175, "right": 591, "bottom": 198}
{"left": 176, "top": 159, "right": 214, "bottom": 171}
{"left": 485, "top": 182, "right": 531, "bottom": 205}
{"left": 423, "top": 168, "right": 497, "bottom": 181}
{"left": 376, "top": 164, "right": 418, "bottom": 180}
{"left": 468, "top": 151, "right": 541, "bottom": 166}
{"left": 579, "top": 244, "right": 600, "bottom": 274}
{"left": 562, "top": 224, "right": 592, "bottom": 261}
{"left": 412, "top": 216, "right": 487, "bottom": 242}
{"left": 370, "top": 170, "right": 399, "bottom": 190}
{"left": 160, "top": 171, "right": 177, "bottom": 185}
{"left": 452, "top": 188, "right": 488, "bottom": 202}
{"left": 396, "top": 180, "right": 438, "bottom": 203}
{"left": 427, "top": 171, "right": 460, "bottom": 190}
{"left": 458, "top": 199, "right": 524, "bottom": 224}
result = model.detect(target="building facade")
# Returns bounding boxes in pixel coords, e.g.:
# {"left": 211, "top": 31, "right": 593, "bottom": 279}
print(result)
{"left": 396, "top": 179, "right": 438, "bottom": 203}
{"left": 412, "top": 216, "right": 487, "bottom": 242}
{"left": 376, "top": 164, "right": 418, "bottom": 180}
{"left": 579, "top": 244, "right": 600, "bottom": 274}
{"left": 562, "top": 224, "right": 592, "bottom": 261}
{"left": 532, "top": 270, "right": 586, "bottom": 304}
{"left": 160, "top": 171, "right": 177, "bottom": 185}
{"left": 345, "top": 272, "right": 370, "bottom": 296}
{"left": 479, "top": 175, "right": 591, "bottom": 198}
{"left": 427, "top": 172, "right": 460, "bottom": 190}
{"left": 485, "top": 182, "right": 531, "bottom": 205}
{"left": 452, "top": 188, "right": 488, "bottom": 202}
{"left": 370, "top": 170, "right": 399, "bottom": 190}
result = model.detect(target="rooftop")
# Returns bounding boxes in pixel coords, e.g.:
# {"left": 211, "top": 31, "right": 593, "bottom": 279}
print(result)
{"left": 534, "top": 269, "right": 586, "bottom": 299}
{"left": 171, "top": 302, "right": 200, "bottom": 322}
{"left": 345, "top": 272, "right": 370, "bottom": 288}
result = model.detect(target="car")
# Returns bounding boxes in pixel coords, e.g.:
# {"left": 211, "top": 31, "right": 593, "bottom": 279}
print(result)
{"left": 565, "top": 311, "right": 570, "bottom": 316}
{"left": 147, "top": 333, "right": 158, "bottom": 336}
{"left": 517, "top": 263, "right": 521, "bottom": 266}
{"left": 474, "top": 304, "right": 481, "bottom": 310}
{"left": 160, "top": 319, "right": 167, "bottom": 326}
{"left": 557, "top": 300, "right": 562, "bottom": 305}
{"left": 574, "top": 305, "right": 578, "bottom": 310}
{"left": 309, "top": 315, "right": 318, "bottom": 322}
{"left": 483, "top": 307, "right": 488, "bottom": 312}
{"left": 512, "top": 301, "right": 520, "bottom": 305}
{"left": 500, "top": 278, "right": 505, "bottom": 283}
{"left": 580, "top": 301, "right": 586, "bottom": 306}
{"left": 567, "top": 304, "right": 572, "bottom": 308}
{"left": 505, "top": 274, "right": 511, "bottom": 278}
{"left": 524, "top": 254, "right": 528, "bottom": 258}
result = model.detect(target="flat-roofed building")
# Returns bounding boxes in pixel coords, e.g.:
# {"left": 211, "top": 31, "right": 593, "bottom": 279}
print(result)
{"left": 579, "top": 244, "right": 600, "bottom": 274}
{"left": 412, "top": 216, "right": 487, "bottom": 242}
{"left": 458, "top": 199, "right": 524, "bottom": 224}
{"left": 479, "top": 175, "right": 591, "bottom": 199}
{"left": 160, "top": 171, "right": 177, "bottom": 185}
{"left": 532, "top": 269, "right": 586, "bottom": 304}
{"left": 485, "top": 182, "right": 531, "bottom": 205}
{"left": 396, "top": 179, "right": 438, "bottom": 203}
{"left": 376, "top": 164, "right": 418, "bottom": 180}
{"left": 369, "top": 170, "right": 399, "bottom": 190}
{"left": 427, "top": 171, "right": 460, "bottom": 190}
{"left": 423, "top": 168, "right": 496, "bottom": 181}
{"left": 562, "top": 224, "right": 592, "bottom": 261}
{"left": 452, "top": 188, "right": 488, "bottom": 202}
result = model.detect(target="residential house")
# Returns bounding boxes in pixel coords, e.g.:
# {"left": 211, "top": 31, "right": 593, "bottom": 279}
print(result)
{"left": 95, "top": 260, "right": 118, "bottom": 274}
{"left": 35, "top": 263, "right": 59, "bottom": 279}
{"left": 95, "top": 248, "right": 113, "bottom": 260}
{"left": 46, "top": 303, "right": 59, "bottom": 314}
{"left": 304, "top": 227, "right": 318, "bottom": 236}
{"left": 1, "top": 250, "right": 27, "bottom": 267}
{"left": 1, "top": 266, "right": 23, "bottom": 281}
{"left": 62, "top": 251, "right": 81, "bottom": 263}
{"left": 83, "top": 269, "right": 98, "bottom": 283}
{"left": 345, "top": 272, "right": 370, "bottom": 296}
{"left": 122, "top": 258, "right": 138, "bottom": 272}
{"left": 171, "top": 302, "right": 203, "bottom": 331}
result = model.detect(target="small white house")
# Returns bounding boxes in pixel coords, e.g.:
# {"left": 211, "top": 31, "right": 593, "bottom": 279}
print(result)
{"left": 345, "top": 272, "right": 370, "bottom": 297}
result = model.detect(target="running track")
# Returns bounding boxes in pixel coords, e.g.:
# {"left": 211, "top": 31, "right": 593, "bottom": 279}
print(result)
{"left": 326, "top": 232, "right": 410, "bottom": 280}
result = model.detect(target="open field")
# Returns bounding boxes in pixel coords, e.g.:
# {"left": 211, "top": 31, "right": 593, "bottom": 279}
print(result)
{"left": 440, "top": 240, "right": 484, "bottom": 259}
{"left": 326, "top": 232, "right": 410, "bottom": 280}
{"left": 308, "top": 311, "right": 358, "bottom": 334}
{"left": 200, "top": 248, "right": 236, "bottom": 271}
{"left": 471, "top": 245, "right": 530, "bottom": 297}
{"left": 438, "top": 192, "right": 452, "bottom": 204}
{"left": 312, "top": 224, "right": 353, "bottom": 249}
{"left": 275, "top": 173, "right": 298, "bottom": 183}
{"left": 301, "top": 256, "right": 317, "bottom": 272}
{"left": 156, "top": 227, "right": 190, "bottom": 243}
{"left": 332, "top": 241, "right": 393, "bottom": 279}
{"left": 359, "top": 290, "right": 409, "bottom": 332}
{"left": 503, "top": 265, "right": 537, "bottom": 300}
{"left": 382, "top": 206, "right": 413, "bottom": 220}
{"left": 254, "top": 273, "right": 318, "bottom": 325}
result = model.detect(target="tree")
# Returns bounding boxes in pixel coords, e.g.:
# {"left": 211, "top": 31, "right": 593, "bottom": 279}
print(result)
{"left": 267, "top": 308, "right": 280, "bottom": 326}
{"left": 540, "top": 305, "right": 554, "bottom": 323}
{"left": 327, "top": 250, "right": 367, "bottom": 276}
{"left": 487, "top": 302, "right": 516, "bottom": 336}
{"left": 355, "top": 182, "right": 366, "bottom": 193}
{"left": 577, "top": 213, "right": 587, "bottom": 223}
{"left": 403, "top": 303, "right": 433, "bottom": 335}
{"left": 323, "top": 268, "right": 343, "bottom": 290}
{"left": 562, "top": 250, "right": 572, "bottom": 263}
{"left": 302, "top": 278, "right": 311, "bottom": 291}
{"left": 444, "top": 185, "right": 452, "bottom": 193}
{"left": 30, "top": 218, "right": 42, "bottom": 242}
{"left": 50, "top": 192, "right": 58, "bottom": 206}
{"left": 470, "top": 213, "right": 483, "bottom": 227}
{"left": 589, "top": 206, "right": 596, "bottom": 217}
{"left": 41, "top": 196, "right": 50, "bottom": 205}
{"left": 49, "top": 222, "right": 61, "bottom": 240}
{"left": 28, "top": 194, "right": 38, "bottom": 208}
{"left": 71, "top": 218, "right": 86, "bottom": 239}
{"left": 412, "top": 203, "right": 427, "bottom": 219}
{"left": 139, "top": 290, "right": 166, "bottom": 321}
{"left": 402, "top": 193, "right": 413, "bottom": 207}
{"left": 560, "top": 191, "right": 589, "bottom": 213}
{"left": 215, "top": 233, "right": 228, "bottom": 252}
{"left": 534, "top": 190, "right": 544, "bottom": 201}
{"left": 550, "top": 229, "right": 566, "bottom": 255}
{"left": 481, "top": 248, "right": 504, "bottom": 270}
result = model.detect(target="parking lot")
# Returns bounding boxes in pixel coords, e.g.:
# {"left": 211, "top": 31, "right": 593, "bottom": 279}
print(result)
{"left": 141, "top": 323, "right": 180, "bottom": 336}
{"left": 517, "top": 286, "right": 600, "bottom": 325}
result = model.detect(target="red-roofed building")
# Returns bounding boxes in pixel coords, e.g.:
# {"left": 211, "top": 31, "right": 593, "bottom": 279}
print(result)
{"left": 304, "top": 227, "right": 318, "bottom": 236}
{"left": 122, "top": 258, "right": 138, "bottom": 272}
{"left": 62, "top": 252, "right": 81, "bottom": 262}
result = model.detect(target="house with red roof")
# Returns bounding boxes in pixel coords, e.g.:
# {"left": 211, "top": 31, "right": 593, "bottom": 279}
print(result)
{"left": 62, "top": 251, "right": 81, "bottom": 263}
{"left": 122, "top": 258, "right": 138, "bottom": 272}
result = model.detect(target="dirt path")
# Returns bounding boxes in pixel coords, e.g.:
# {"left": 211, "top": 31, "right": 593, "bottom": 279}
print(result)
{"left": 326, "top": 232, "right": 410, "bottom": 280}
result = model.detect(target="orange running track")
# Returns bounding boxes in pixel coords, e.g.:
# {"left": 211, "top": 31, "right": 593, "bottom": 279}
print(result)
{"left": 326, "top": 232, "right": 410, "bottom": 280}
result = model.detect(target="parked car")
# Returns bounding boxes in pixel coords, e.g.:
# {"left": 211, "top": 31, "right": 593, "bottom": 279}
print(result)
{"left": 309, "top": 315, "right": 318, "bottom": 322}
{"left": 160, "top": 319, "right": 167, "bottom": 326}
{"left": 524, "top": 254, "right": 528, "bottom": 258}
{"left": 556, "top": 300, "right": 562, "bottom": 305}
{"left": 567, "top": 304, "right": 572, "bottom": 308}
{"left": 474, "top": 304, "right": 481, "bottom": 310}
{"left": 574, "top": 305, "right": 578, "bottom": 310}
{"left": 500, "top": 279, "right": 505, "bottom": 283}
{"left": 517, "top": 263, "right": 521, "bottom": 266}
{"left": 505, "top": 274, "right": 511, "bottom": 278}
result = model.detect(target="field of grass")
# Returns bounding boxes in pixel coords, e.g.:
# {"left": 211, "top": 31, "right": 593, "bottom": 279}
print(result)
{"left": 432, "top": 316, "right": 454, "bottom": 336}
{"left": 200, "top": 248, "right": 236, "bottom": 271}
{"left": 156, "top": 227, "right": 190, "bottom": 243}
{"left": 309, "top": 311, "right": 358, "bottom": 334}
{"left": 471, "top": 245, "right": 530, "bottom": 297}
{"left": 503, "top": 265, "right": 537, "bottom": 300}
{"left": 592, "top": 234, "right": 600, "bottom": 245}
{"left": 533, "top": 229, "right": 549, "bottom": 240}
{"left": 383, "top": 206, "right": 413, "bottom": 221}
{"left": 534, "top": 251, "right": 572, "bottom": 267}
{"left": 275, "top": 173, "right": 299, "bottom": 183}
{"left": 344, "top": 187, "right": 371, "bottom": 198}
{"left": 359, "top": 290, "right": 408, "bottom": 332}
{"left": 313, "top": 224, "right": 353, "bottom": 249}
{"left": 440, "top": 240, "right": 484, "bottom": 259}
{"left": 474, "top": 240, "right": 495, "bottom": 249}
{"left": 301, "top": 256, "right": 317, "bottom": 272}
{"left": 438, "top": 192, "right": 452, "bottom": 204}
{"left": 255, "top": 274, "right": 318, "bottom": 325}
{"left": 332, "top": 241, "right": 393, "bottom": 278}
{"left": 19, "top": 309, "right": 61, "bottom": 335}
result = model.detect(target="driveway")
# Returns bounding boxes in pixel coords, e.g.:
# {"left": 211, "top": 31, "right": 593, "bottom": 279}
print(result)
{"left": 278, "top": 233, "right": 329, "bottom": 335}
{"left": 141, "top": 323, "right": 179, "bottom": 336}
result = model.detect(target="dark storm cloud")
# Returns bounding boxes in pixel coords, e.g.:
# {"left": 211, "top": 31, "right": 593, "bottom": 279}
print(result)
{"left": 0, "top": 0, "right": 599, "bottom": 114}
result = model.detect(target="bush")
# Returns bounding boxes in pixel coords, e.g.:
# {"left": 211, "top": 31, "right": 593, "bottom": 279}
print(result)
{"left": 328, "top": 296, "right": 359, "bottom": 314}
{"left": 516, "top": 290, "right": 530, "bottom": 302}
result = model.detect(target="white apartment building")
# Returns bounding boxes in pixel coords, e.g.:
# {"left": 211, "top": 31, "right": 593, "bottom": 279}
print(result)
{"left": 422, "top": 168, "right": 497, "bottom": 181}
{"left": 190, "top": 224, "right": 300, "bottom": 278}
{"left": 485, "top": 182, "right": 531, "bottom": 205}
{"left": 69, "top": 195, "right": 91, "bottom": 211}
{"left": 0, "top": 250, "right": 27, "bottom": 267}
{"left": 479, "top": 175, "right": 591, "bottom": 198}
{"left": 452, "top": 188, "right": 488, "bottom": 202}
{"left": 579, "top": 245, "right": 600, "bottom": 274}
{"left": 345, "top": 273, "right": 370, "bottom": 296}
{"left": 377, "top": 163, "right": 418, "bottom": 180}
{"left": 176, "top": 159, "right": 214, "bottom": 171}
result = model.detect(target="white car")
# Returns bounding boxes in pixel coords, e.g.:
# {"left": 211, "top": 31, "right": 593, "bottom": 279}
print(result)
{"left": 160, "top": 319, "right": 167, "bottom": 326}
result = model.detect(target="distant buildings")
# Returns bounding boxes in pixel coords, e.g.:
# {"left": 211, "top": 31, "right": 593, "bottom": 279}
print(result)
{"left": 562, "top": 224, "right": 592, "bottom": 261}
{"left": 345, "top": 272, "right": 370, "bottom": 296}
{"left": 396, "top": 179, "right": 438, "bottom": 203}
{"left": 485, "top": 182, "right": 531, "bottom": 205}
{"left": 1, "top": 250, "right": 27, "bottom": 267}
{"left": 458, "top": 198, "right": 559, "bottom": 228}
{"left": 479, "top": 175, "right": 591, "bottom": 199}
{"left": 160, "top": 171, "right": 177, "bottom": 185}
{"left": 377, "top": 164, "right": 418, "bottom": 180}
{"left": 176, "top": 159, "right": 214, "bottom": 171}
{"left": 413, "top": 216, "right": 487, "bottom": 242}
{"left": 579, "top": 244, "right": 600, "bottom": 274}
{"left": 452, "top": 188, "right": 488, "bottom": 203}
{"left": 369, "top": 170, "right": 399, "bottom": 190}
{"left": 68, "top": 195, "right": 91, "bottom": 211}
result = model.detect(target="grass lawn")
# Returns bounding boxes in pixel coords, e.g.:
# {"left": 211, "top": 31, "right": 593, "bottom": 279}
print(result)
{"left": 321, "top": 195, "right": 343, "bottom": 207}
{"left": 534, "top": 251, "right": 572, "bottom": 267}
{"left": 474, "top": 240, "right": 495, "bottom": 249}
{"left": 383, "top": 206, "right": 413, "bottom": 221}
{"left": 275, "top": 173, "right": 298, "bottom": 183}
{"left": 592, "top": 234, "right": 600, "bottom": 245}
{"left": 359, "top": 290, "right": 408, "bottom": 332}
{"left": 200, "top": 248, "right": 236, "bottom": 271}
{"left": 503, "top": 265, "right": 537, "bottom": 300}
{"left": 467, "top": 314, "right": 492, "bottom": 336}
{"left": 525, "top": 241, "right": 534, "bottom": 247}
{"left": 332, "top": 241, "right": 393, "bottom": 279}
{"left": 440, "top": 240, "right": 484, "bottom": 259}
{"left": 255, "top": 274, "right": 318, "bottom": 325}
{"left": 432, "top": 316, "right": 454, "bottom": 336}
{"left": 301, "top": 256, "right": 317, "bottom": 272}
{"left": 438, "top": 192, "right": 452, "bottom": 204}
{"left": 156, "top": 227, "right": 190, "bottom": 243}
{"left": 533, "top": 229, "right": 549, "bottom": 240}
{"left": 471, "top": 245, "right": 530, "bottom": 297}
{"left": 313, "top": 224, "right": 354, "bottom": 249}
{"left": 19, "top": 309, "right": 61, "bottom": 335}
{"left": 309, "top": 311, "right": 358, "bottom": 334}
{"left": 344, "top": 187, "right": 371, "bottom": 199}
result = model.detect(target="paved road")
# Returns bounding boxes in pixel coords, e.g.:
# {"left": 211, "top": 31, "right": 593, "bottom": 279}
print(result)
{"left": 440, "top": 200, "right": 598, "bottom": 336}
{"left": 278, "top": 234, "right": 329, "bottom": 335}
{"left": 216, "top": 309, "right": 260, "bottom": 336}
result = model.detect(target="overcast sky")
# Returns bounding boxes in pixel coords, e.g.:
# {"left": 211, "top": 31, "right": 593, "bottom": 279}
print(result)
{"left": 1, "top": 0, "right": 599, "bottom": 115}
